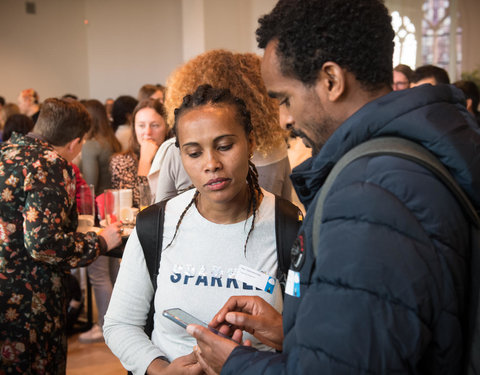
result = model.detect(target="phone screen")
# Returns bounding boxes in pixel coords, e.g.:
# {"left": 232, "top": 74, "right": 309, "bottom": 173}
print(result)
{"left": 162, "top": 308, "right": 209, "bottom": 329}
{"left": 162, "top": 308, "right": 235, "bottom": 341}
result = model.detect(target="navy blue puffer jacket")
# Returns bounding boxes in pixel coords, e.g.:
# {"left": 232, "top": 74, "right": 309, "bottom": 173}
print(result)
{"left": 222, "top": 84, "right": 480, "bottom": 374}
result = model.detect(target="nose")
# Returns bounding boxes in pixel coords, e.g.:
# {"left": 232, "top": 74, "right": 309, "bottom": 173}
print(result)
{"left": 204, "top": 150, "right": 222, "bottom": 172}
{"left": 145, "top": 125, "right": 153, "bottom": 136}
{"left": 279, "top": 106, "right": 295, "bottom": 130}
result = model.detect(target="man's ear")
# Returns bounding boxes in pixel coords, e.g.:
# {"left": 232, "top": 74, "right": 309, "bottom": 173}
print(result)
{"left": 314, "top": 61, "right": 345, "bottom": 102}
{"left": 66, "top": 137, "right": 82, "bottom": 154}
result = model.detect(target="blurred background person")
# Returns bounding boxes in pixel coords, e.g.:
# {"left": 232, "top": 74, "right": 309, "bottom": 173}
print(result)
{"left": 105, "top": 98, "right": 114, "bottom": 124}
{"left": 2, "top": 113, "right": 34, "bottom": 142}
{"left": 411, "top": 64, "right": 450, "bottom": 87}
{"left": 393, "top": 64, "right": 413, "bottom": 91}
{"left": 454, "top": 80, "right": 480, "bottom": 126}
{"left": 112, "top": 95, "right": 138, "bottom": 152}
{"left": 137, "top": 83, "right": 166, "bottom": 103}
{"left": 17, "top": 88, "right": 41, "bottom": 124}
{"left": 0, "top": 102, "right": 20, "bottom": 142}
{"left": 110, "top": 98, "right": 169, "bottom": 207}
{"left": 76, "top": 99, "right": 123, "bottom": 343}
{"left": 79, "top": 99, "right": 122, "bottom": 196}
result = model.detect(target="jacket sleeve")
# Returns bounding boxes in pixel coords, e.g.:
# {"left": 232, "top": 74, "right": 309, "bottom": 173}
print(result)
{"left": 222, "top": 155, "right": 468, "bottom": 374}
{"left": 103, "top": 229, "right": 166, "bottom": 374}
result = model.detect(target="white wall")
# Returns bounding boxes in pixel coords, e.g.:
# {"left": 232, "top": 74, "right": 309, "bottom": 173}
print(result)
{"left": 3, "top": 0, "right": 476, "bottom": 105}
{"left": 84, "top": 0, "right": 183, "bottom": 101}
{"left": 0, "top": 0, "right": 272, "bottom": 104}
{"left": 181, "top": 0, "right": 276, "bottom": 61}
{"left": 0, "top": 0, "right": 90, "bottom": 102}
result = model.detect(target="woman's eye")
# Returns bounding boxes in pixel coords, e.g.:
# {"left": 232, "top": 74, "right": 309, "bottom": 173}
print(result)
{"left": 218, "top": 144, "right": 233, "bottom": 151}
{"left": 151, "top": 123, "right": 160, "bottom": 129}
{"left": 188, "top": 151, "right": 201, "bottom": 158}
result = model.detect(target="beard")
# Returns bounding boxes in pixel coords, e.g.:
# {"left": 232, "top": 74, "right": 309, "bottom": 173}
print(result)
{"left": 293, "top": 115, "right": 338, "bottom": 156}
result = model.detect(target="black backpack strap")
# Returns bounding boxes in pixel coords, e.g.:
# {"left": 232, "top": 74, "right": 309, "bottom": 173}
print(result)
{"left": 312, "top": 137, "right": 480, "bottom": 255}
{"left": 275, "top": 195, "right": 303, "bottom": 294}
{"left": 135, "top": 200, "right": 167, "bottom": 339}
{"left": 310, "top": 136, "right": 480, "bottom": 375}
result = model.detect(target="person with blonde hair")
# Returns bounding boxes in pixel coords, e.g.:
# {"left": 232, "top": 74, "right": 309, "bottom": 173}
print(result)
{"left": 17, "top": 88, "right": 40, "bottom": 124}
{"left": 149, "top": 49, "right": 292, "bottom": 202}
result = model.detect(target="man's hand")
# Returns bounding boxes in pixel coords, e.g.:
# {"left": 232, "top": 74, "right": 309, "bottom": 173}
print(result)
{"left": 98, "top": 222, "right": 123, "bottom": 250}
{"left": 211, "top": 296, "right": 284, "bottom": 351}
{"left": 186, "top": 325, "right": 238, "bottom": 374}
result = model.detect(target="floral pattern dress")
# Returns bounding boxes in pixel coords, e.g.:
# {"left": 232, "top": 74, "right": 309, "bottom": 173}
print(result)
{"left": 0, "top": 133, "right": 106, "bottom": 374}
{"left": 109, "top": 152, "right": 148, "bottom": 208}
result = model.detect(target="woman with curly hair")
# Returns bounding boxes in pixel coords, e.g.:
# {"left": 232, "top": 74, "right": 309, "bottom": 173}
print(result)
{"left": 149, "top": 49, "right": 292, "bottom": 202}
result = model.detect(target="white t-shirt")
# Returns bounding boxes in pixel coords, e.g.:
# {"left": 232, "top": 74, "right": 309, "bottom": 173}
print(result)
{"left": 104, "top": 189, "right": 281, "bottom": 374}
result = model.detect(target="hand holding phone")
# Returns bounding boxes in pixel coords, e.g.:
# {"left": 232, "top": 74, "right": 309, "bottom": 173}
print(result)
{"left": 163, "top": 308, "right": 236, "bottom": 341}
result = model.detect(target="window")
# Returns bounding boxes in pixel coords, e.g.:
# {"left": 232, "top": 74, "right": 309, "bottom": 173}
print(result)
{"left": 422, "top": 0, "right": 462, "bottom": 76}
{"left": 392, "top": 11, "right": 417, "bottom": 68}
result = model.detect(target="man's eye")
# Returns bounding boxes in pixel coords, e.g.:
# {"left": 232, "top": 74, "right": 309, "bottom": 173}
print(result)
{"left": 188, "top": 151, "right": 201, "bottom": 158}
{"left": 279, "top": 97, "right": 290, "bottom": 107}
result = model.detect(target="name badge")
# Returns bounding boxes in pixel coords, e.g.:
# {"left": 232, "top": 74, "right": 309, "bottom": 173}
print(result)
{"left": 285, "top": 269, "right": 301, "bottom": 297}
{"left": 235, "top": 265, "right": 276, "bottom": 294}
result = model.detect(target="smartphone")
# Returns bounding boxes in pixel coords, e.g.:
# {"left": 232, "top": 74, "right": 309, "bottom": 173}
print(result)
{"left": 162, "top": 308, "right": 235, "bottom": 341}
{"left": 162, "top": 308, "right": 209, "bottom": 329}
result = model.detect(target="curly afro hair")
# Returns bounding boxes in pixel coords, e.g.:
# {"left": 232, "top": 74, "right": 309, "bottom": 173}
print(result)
{"left": 256, "top": 0, "right": 394, "bottom": 91}
{"left": 164, "top": 49, "right": 286, "bottom": 156}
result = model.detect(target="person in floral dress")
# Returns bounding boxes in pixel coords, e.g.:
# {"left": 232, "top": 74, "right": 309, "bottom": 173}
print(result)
{"left": 0, "top": 98, "right": 122, "bottom": 374}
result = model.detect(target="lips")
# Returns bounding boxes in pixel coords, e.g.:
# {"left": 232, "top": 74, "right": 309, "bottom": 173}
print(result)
{"left": 204, "top": 178, "right": 231, "bottom": 191}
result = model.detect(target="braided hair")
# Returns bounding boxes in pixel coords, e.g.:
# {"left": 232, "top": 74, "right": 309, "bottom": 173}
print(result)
{"left": 165, "top": 84, "right": 263, "bottom": 254}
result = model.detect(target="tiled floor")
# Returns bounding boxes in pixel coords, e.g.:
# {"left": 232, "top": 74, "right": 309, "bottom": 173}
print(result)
{"left": 66, "top": 333, "right": 125, "bottom": 375}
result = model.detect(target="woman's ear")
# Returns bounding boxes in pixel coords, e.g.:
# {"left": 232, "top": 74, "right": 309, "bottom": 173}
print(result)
{"left": 248, "top": 133, "right": 256, "bottom": 157}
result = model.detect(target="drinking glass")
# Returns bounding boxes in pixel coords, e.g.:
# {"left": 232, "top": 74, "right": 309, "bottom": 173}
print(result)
{"left": 77, "top": 184, "right": 95, "bottom": 233}
{"left": 139, "top": 182, "right": 153, "bottom": 211}
{"left": 104, "top": 189, "right": 119, "bottom": 225}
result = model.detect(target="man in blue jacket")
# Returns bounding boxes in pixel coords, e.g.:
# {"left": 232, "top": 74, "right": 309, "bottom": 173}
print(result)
{"left": 187, "top": 0, "right": 480, "bottom": 373}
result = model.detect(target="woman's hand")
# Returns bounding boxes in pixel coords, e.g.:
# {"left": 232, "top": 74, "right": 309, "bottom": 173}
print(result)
{"left": 186, "top": 325, "right": 238, "bottom": 374}
{"left": 146, "top": 352, "right": 203, "bottom": 375}
{"left": 138, "top": 139, "right": 160, "bottom": 176}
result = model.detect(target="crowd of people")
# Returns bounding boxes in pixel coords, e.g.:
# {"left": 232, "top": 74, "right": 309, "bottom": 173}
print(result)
{"left": 1, "top": 0, "right": 480, "bottom": 374}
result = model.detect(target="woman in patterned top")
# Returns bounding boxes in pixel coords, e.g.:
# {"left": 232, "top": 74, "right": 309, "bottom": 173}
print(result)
{"left": 0, "top": 98, "right": 123, "bottom": 374}
{"left": 110, "top": 99, "right": 170, "bottom": 207}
